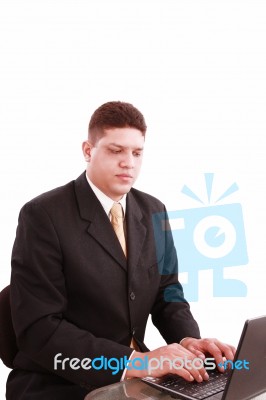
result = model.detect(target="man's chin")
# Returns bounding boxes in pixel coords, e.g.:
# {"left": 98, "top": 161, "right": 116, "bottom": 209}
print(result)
{"left": 112, "top": 184, "right": 133, "bottom": 199}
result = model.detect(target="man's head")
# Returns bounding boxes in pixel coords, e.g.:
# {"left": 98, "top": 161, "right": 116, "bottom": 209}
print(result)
{"left": 88, "top": 101, "right": 147, "bottom": 144}
{"left": 82, "top": 101, "right": 147, "bottom": 201}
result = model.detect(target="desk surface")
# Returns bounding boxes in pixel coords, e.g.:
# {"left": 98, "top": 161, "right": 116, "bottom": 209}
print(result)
{"left": 85, "top": 378, "right": 266, "bottom": 400}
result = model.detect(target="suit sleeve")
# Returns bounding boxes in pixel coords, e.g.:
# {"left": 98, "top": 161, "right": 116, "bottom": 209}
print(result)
{"left": 150, "top": 207, "right": 201, "bottom": 343}
{"left": 10, "top": 201, "right": 133, "bottom": 390}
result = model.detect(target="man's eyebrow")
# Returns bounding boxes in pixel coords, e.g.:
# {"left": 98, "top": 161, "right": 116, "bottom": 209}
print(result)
{"left": 108, "top": 143, "right": 144, "bottom": 151}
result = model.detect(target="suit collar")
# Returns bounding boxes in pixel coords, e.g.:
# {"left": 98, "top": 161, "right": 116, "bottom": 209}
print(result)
{"left": 126, "top": 191, "right": 147, "bottom": 276}
{"left": 74, "top": 172, "right": 147, "bottom": 273}
{"left": 85, "top": 173, "right": 127, "bottom": 216}
{"left": 74, "top": 172, "right": 127, "bottom": 270}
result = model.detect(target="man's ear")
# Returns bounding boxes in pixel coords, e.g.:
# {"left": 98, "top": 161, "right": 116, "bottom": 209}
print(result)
{"left": 82, "top": 141, "right": 93, "bottom": 162}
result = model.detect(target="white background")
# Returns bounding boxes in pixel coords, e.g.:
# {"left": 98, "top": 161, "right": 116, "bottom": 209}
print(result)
{"left": 0, "top": 0, "right": 266, "bottom": 396}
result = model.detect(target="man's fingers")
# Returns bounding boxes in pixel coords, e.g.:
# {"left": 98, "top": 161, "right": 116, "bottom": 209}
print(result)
{"left": 174, "top": 369, "right": 195, "bottom": 382}
{"left": 148, "top": 343, "right": 210, "bottom": 382}
{"left": 202, "top": 341, "right": 224, "bottom": 371}
{"left": 169, "top": 347, "right": 209, "bottom": 382}
{"left": 202, "top": 340, "right": 235, "bottom": 372}
{"left": 180, "top": 338, "right": 237, "bottom": 375}
{"left": 136, "top": 340, "right": 235, "bottom": 380}
{"left": 171, "top": 364, "right": 207, "bottom": 383}
{"left": 184, "top": 345, "right": 206, "bottom": 360}
{"left": 222, "top": 344, "right": 236, "bottom": 362}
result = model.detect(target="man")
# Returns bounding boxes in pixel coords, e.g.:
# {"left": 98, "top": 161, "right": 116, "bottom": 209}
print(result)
{"left": 7, "top": 101, "right": 235, "bottom": 399}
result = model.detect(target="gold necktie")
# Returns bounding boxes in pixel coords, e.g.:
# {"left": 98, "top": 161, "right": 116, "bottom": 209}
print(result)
{"left": 110, "top": 203, "right": 127, "bottom": 257}
{"left": 110, "top": 203, "right": 139, "bottom": 351}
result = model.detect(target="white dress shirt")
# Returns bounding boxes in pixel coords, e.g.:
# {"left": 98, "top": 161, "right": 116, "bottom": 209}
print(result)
{"left": 86, "top": 174, "right": 126, "bottom": 218}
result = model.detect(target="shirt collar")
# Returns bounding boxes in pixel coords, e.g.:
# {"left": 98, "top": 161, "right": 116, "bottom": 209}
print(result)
{"left": 86, "top": 173, "right": 127, "bottom": 217}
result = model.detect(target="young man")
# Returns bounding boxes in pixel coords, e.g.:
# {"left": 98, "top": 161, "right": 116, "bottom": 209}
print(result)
{"left": 7, "top": 102, "right": 235, "bottom": 399}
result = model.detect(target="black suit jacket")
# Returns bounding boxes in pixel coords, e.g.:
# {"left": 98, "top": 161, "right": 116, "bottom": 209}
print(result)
{"left": 7, "top": 172, "right": 200, "bottom": 399}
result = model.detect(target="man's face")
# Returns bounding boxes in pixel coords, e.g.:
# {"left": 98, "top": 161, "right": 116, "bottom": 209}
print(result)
{"left": 83, "top": 127, "right": 144, "bottom": 201}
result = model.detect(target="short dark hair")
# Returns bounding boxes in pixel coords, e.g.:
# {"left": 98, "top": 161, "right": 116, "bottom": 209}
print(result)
{"left": 88, "top": 101, "right": 147, "bottom": 143}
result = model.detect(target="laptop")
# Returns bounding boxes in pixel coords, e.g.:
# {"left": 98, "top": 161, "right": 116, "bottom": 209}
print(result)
{"left": 142, "top": 315, "right": 266, "bottom": 400}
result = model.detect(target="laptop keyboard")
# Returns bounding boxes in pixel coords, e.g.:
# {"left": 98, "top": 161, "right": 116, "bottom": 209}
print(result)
{"left": 143, "top": 370, "right": 229, "bottom": 399}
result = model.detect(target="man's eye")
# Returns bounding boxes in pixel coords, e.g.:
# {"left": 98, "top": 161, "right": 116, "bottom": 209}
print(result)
{"left": 133, "top": 152, "right": 141, "bottom": 157}
{"left": 110, "top": 149, "right": 121, "bottom": 154}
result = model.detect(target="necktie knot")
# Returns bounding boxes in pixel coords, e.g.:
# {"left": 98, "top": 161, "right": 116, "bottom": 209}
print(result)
{"left": 110, "top": 203, "right": 124, "bottom": 220}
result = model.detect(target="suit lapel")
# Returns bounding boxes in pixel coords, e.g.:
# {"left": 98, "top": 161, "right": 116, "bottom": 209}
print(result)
{"left": 74, "top": 173, "right": 127, "bottom": 271}
{"left": 126, "top": 192, "right": 147, "bottom": 277}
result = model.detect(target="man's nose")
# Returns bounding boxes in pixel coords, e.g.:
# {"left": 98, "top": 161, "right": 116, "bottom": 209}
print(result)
{"left": 119, "top": 153, "right": 134, "bottom": 168}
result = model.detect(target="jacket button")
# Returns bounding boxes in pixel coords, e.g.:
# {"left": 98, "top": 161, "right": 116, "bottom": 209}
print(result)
{"left": 132, "top": 328, "right": 136, "bottom": 335}
{"left": 130, "top": 291, "right": 136, "bottom": 301}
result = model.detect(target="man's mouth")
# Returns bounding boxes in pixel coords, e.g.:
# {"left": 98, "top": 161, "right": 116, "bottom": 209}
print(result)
{"left": 116, "top": 174, "right": 133, "bottom": 180}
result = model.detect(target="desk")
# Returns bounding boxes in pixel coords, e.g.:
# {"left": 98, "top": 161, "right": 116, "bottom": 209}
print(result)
{"left": 85, "top": 378, "right": 266, "bottom": 400}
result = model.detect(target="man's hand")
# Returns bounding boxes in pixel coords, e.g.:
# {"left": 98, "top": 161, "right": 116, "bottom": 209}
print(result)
{"left": 125, "top": 343, "right": 210, "bottom": 383}
{"left": 125, "top": 339, "right": 236, "bottom": 382}
{"left": 180, "top": 337, "right": 236, "bottom": 372}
